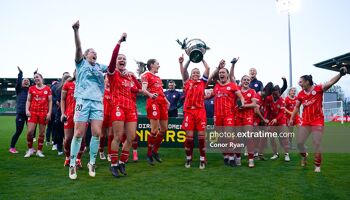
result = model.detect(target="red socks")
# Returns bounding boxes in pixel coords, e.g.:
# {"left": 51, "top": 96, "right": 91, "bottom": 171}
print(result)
{"left": 147, "top": 132, "right": 157, "bottom": 157}
{"left": 198, "top": 135, "right": 206, "bottom": 158}
{"left": 37, "top": 135, "right": 44, "bottom": 151}
{"left": 108, "top": 134, "right": 113, "bottom": 155}
{"left": 64, "top": 138, "right": 71, "bottom": 158}
{"left": 27, "top": 134, "right": 33, "bottom": 149}
{"left": 314, "top": 153, "right": 322, "bottom": 167}
{"left": 184, "top": 135, "right": 194, "bottom": 157}
{"left": 153, "top": 131, "right": 165, "bottom": 154}
{"left": 120, "top": 150, "right": 129, "bottom": 163}
{"left": 110, "top": 150, "right": 119, "bottom": 165}
{"left": 132, "top": 134, "right": 139, "bottom": 150}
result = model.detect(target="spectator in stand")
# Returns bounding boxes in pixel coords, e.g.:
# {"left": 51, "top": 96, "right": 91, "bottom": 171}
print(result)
{"left": 9, "top": 66, "right": 30, "bottom": 153}
{"left": 164, "top": 80, "right": 183, "bottom": 117}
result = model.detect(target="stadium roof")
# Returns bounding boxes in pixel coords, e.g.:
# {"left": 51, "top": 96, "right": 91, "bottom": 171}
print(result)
{"left": 314, "top": 52, "right": 350, "bottom": 74}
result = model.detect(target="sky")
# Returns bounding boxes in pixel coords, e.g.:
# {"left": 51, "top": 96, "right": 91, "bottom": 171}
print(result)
{"left": 1, "top": 0, "right": 349, "bottom": 96}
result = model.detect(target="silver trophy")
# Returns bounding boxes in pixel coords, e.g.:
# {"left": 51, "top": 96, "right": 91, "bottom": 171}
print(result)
{"left": 177, "top": 38, "right": 210, "bottom": 63}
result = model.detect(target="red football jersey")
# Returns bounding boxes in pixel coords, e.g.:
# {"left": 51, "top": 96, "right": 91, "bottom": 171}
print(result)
{"left": 255, "top": 93, "right": 265, "bottom": 114}
{"left": 236, "top": 88, "right": 256, "bottom": 119}
{"left": 297, "top": 84, "right": 324, "bottom": 124}
{"left": 285, "top": 95, "right": 299, "bottom": 119}
{"left": 103, "top": 87, "right": 112, "bottom": 116}
{"left": 28, "top": 85, "right": 52, "bottom": 115}
{"left": 130, "top": 75, "right": 141, "bottom": 110}
{"left": 183, "top": 79, "right": 206, "bottom": 111}
{"left": 108, "top": 71, "right": 135, "bottom": 110}
{"left": 267, "top": 96, "right": 286, "bottom": 120}
{"left": 141, "top": 72, "right": 165, "bottom": 99}
{"left": 213, "top": 82, "right": 239, "bottom": 116}
{"left": 254, "top": 93, "right": 263, "bottom": 123}
{"left": 62, "top": 81, "right": 76, "bottom": 116}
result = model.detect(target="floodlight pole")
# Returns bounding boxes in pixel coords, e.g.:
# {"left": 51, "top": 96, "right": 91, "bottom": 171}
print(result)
{"left": 287, "top": 11, "right": 293, "bottom": 87}
{"left": 277, "top": 0, "right": 294, "bottom": 87}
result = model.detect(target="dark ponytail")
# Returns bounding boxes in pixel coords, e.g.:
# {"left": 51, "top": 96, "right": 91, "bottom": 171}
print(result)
{"left": 300, "top": 74, "right": 314, "bottom": 86}
{"left": 136, "top": 61, "right": 147, "bottom": 76}
{"left": 136, "top": 59, "right": 157, "bottom": 76}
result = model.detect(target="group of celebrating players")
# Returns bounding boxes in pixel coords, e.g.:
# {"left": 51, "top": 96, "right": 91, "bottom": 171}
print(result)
{"left": 13, "top": 20, "right": 348, "bottom": 180}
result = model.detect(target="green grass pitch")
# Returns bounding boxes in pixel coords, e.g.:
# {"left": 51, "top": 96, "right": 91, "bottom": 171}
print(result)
{"left": 0, "top": 116, "right": 349, "bottom": 200}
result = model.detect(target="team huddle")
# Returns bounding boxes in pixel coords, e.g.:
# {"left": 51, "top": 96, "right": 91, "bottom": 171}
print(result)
{"left": 9, "top": 20, "right": 348, "bottom": 180}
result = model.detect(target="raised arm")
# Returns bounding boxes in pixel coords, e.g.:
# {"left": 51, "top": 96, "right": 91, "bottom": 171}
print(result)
{"left": 229, "top": 57, "right": 239, "bottom": 82}
{"left": 202, "top": 59, "right": 210, "bottom": 79}
{"left": 207, "top": 67, "right": 219, "bottom": 85}
{"left": 322, "top": 67, "right": 348, "bottom": 91}
{"left": 208, "top": 59, "right": 224, "bottom": 84}
{"left": 16, "top": 66, "right": 23, "bottom": 92}
{"left": 280, "top": 77, "right": 287, "bottom": 95}
{"left": 108, "top": 33, "right": 127, "bottom": 73}
{"left": 33, "top": 67, "right": 38, "bottom": 75}
{"left": 179, "top": 54, "right": 190, "bottom": 82}
{"left": 72, "top": 20, "right": 83, "bottom": 63}
{"left": 31, "top": 68, "right": 38, "bottom": 86}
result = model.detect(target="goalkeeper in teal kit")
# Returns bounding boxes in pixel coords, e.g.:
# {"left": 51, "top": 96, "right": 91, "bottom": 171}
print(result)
{"left": 68, "top": 20, "right": 107, "bottom": 180}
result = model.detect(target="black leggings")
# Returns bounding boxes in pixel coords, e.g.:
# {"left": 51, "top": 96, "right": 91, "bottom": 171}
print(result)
{"left": 46, "top": 113, "right": 56, "bottom": 143}
{"left": 10, "top": 114, "right": 27, "bottom": 148}
{"left": 55, "top": 119, "right": 64, "bottom": 152}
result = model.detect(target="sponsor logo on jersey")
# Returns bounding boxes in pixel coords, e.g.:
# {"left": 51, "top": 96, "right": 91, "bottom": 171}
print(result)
{"left": 152, "top": 111, "right": 157, "bottom": 116}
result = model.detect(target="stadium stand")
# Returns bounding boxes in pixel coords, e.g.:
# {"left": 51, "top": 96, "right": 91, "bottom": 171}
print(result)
{"left": 0, "top": 78, "right": 184, "bottom": 115}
